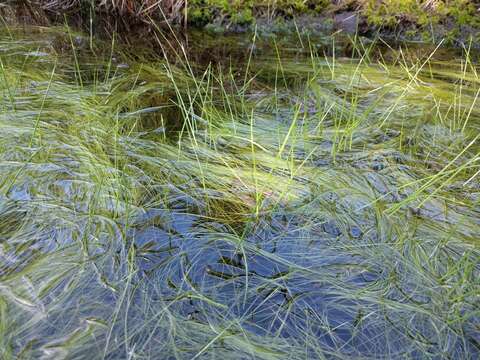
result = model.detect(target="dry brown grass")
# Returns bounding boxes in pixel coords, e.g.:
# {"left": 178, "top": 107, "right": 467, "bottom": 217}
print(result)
{"left": 9, "top": 0, "right": 187, "bottom": 24}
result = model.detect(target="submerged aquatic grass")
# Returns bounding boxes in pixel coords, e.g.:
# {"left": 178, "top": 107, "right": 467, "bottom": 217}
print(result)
{"left": 0, "top": 25, "right": 479, "bottom": 359}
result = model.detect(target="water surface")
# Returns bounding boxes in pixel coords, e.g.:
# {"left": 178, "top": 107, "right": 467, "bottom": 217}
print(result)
{"left": 0, "top": 26, "right": 479, "bottom": 359}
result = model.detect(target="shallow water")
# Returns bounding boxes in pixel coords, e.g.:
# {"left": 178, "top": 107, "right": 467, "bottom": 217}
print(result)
{"left": 0, "top": 26, "right": 479, "bottom": 359}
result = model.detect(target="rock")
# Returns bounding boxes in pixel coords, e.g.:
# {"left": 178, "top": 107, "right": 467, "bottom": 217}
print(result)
{"left": 334, "top": 12, "right": 361, "bottom": 34}
{"left": 350, "top": 226, "right": 362, "bottom": 238}
{"left": 323, "top": 220, "right": 342, "bottom": 237}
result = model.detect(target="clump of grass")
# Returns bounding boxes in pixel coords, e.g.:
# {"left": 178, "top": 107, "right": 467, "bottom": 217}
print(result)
{"left": 0, "top": 24, "right": 479, "bottom": 359}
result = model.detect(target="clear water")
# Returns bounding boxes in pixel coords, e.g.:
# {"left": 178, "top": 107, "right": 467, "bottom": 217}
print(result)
{"left": 0, "top": 26, "right": 479, "bottom": 359}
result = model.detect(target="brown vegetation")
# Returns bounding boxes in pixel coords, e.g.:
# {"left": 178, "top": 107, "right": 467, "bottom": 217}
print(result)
{"left": 2, "top": 0, "right": 187, "bottom": 27}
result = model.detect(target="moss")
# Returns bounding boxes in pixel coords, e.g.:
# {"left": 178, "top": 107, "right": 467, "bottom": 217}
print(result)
{"left": 186, "top": 0, "right": 480, "bottom": 37}
{"left": 188, "top": 0, "right": 330, "bottom": 26}
{"left": 362, "top": 0, "right": 480, "bottom": 29}
{"left": 188, "top": 0, "right": 215, "bottom": 26}
{"left": 421, "top": 30, "right": 433, "bottom": 42}
{"left": 188, "top": 0, "right": 253, "bottom": 25}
